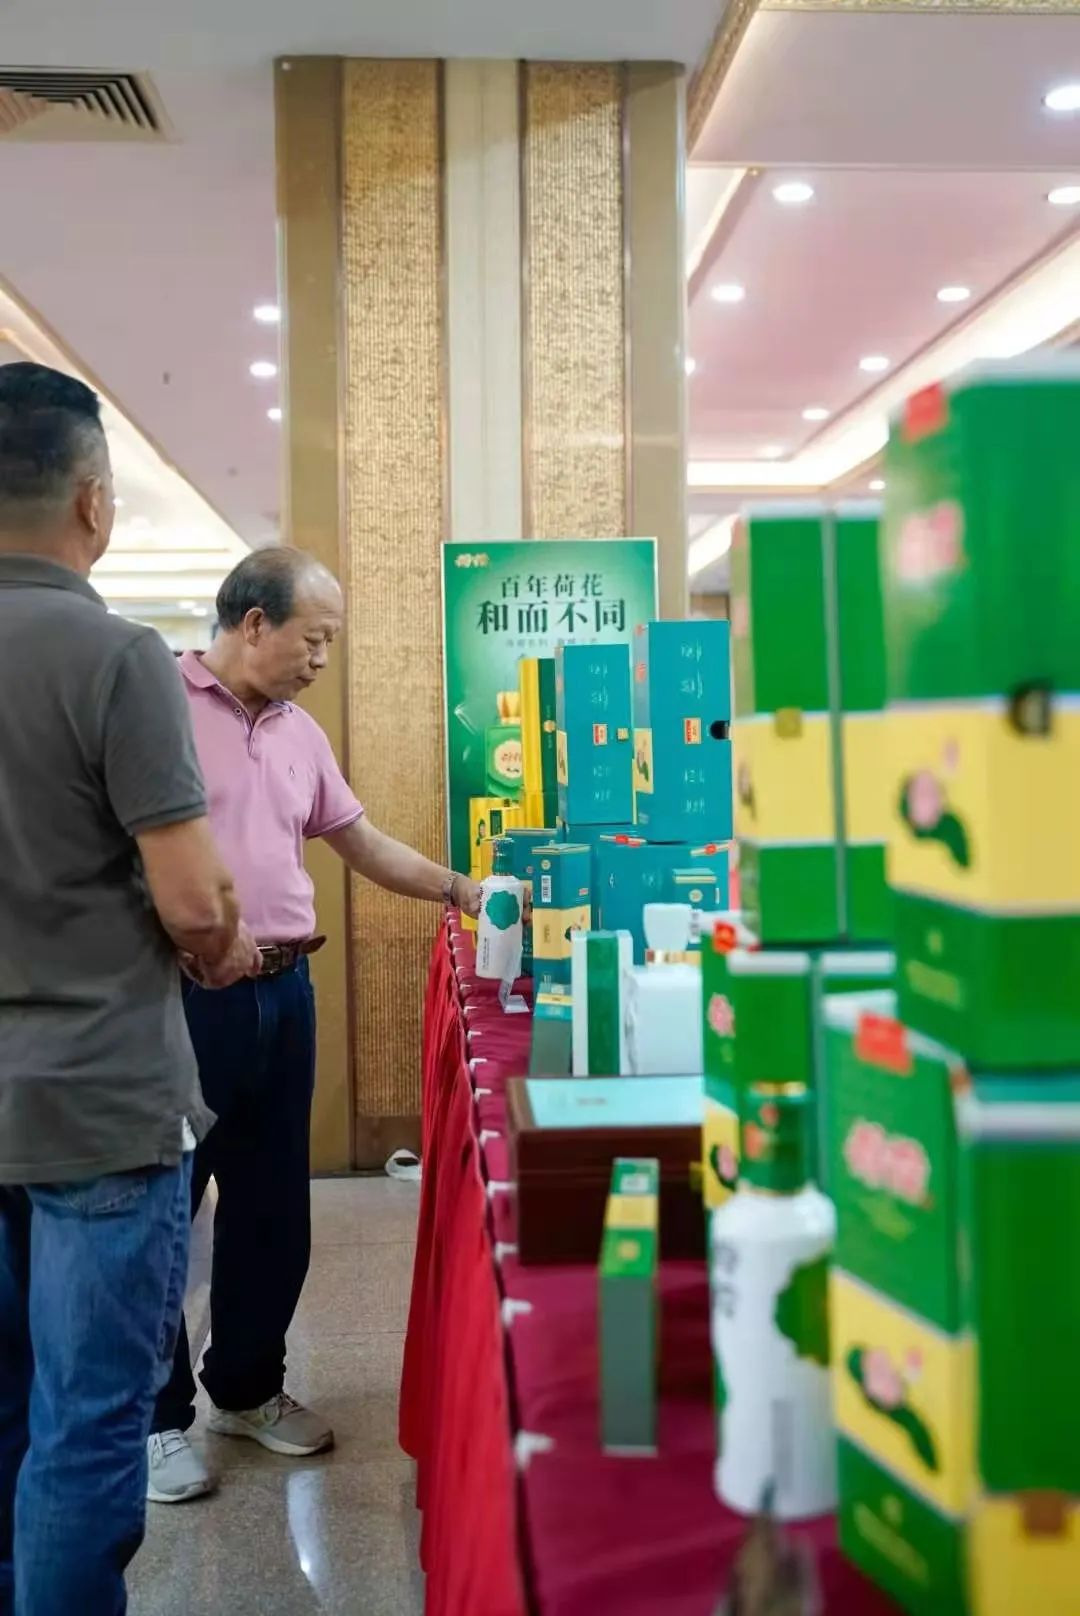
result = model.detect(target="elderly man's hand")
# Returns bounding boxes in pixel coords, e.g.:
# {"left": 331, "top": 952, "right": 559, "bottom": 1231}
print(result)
{"left": 455, "top": 876, "right": 484, "bottom": 920}
{"left": 182, "top": 921, "right": 262, "bottom": 989}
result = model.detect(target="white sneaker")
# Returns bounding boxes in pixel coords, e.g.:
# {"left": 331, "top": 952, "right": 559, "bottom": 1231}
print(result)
{"left": 208, "top": 1391, "right": 334, "bottom": 1457}
{"left": 147, "top": 1429, "right": 216, "bottom": 1504}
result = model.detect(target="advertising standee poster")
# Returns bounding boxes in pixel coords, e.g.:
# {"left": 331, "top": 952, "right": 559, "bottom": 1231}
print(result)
{"left": 441, "top": 539, "right": 658, "bottom": 873}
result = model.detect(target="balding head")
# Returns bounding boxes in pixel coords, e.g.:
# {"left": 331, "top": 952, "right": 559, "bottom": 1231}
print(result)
{"left": 0, "top": 362, "right": 114, "bottom": 573}
{"left": 206, "top": 545, "right": 344, "bottom": 707}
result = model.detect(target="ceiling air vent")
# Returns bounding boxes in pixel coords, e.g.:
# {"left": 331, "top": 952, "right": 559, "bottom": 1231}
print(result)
{"left": 0, "top": 69, "right": 170, "bottom": 143}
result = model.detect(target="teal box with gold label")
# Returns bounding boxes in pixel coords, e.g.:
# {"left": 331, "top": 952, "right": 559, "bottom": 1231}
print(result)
{"left": 555, "top": 643, "right": 634, "bottom": 826}
{"left": 632, "top": 620, "right": 733, "bottom": 843}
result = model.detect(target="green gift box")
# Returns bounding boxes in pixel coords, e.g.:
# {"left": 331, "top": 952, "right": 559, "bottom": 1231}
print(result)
{"left": 596, "top": 836, "right": 729, "bottom": 964}
{"left": 824, "top": 991, "right": 967, "bottom": 1334}
{"left": 631, "top": 619, "right": 733, "bottom": 843}
{"left": 837, "top": 1438, "right": 966, "bottom": 1616}
{"left": 958, "top": 1074, "right": 1080, "bottom": 1498}
{"left": 555, "top": 642, "right": 634, "bottom": 826}
{"left": 732, "top": 502, "right": 890, "bottom": 947}
{"left": 882, "top": 362, "right": 1080, "bottom": 706}
{"left": 532, "top": 843, "right": 592, "bottom": 988}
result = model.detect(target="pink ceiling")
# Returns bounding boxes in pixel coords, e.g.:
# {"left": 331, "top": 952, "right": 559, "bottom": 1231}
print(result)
{"left": 688, "top": 165, "right": 1079, "bottom": 461}
{"left": 696, "top": 11, "right": 1080, "bottom": 171}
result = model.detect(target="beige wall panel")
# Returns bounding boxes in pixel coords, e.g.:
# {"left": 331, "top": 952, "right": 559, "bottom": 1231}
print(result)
{"left": 445, "top": 60, "right": 523, "bottom": 541}
{"left": 521, "top": 63, "right": 626, "bottom": 540}
{"left": 340, "top": 59, "right": 445, "bottom": 1166}
{"left": 275, "top": 57, "right": 353, "bottom": 1172}
{"left": 625, "top": 63, "right": 688, "bottom": 617}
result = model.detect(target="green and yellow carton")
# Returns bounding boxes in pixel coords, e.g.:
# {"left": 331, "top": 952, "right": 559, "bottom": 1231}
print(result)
{"left": 519, "top": 655, "right": 559, "bottom": 801}
{"left": 882, "top": 363, "right": 1080, "bottom": 1067}
{"left": 485, "top": 724, "right": 524, "bottom": 798}
{"left": 732, "top": 501, "right": 890, "bottom": 947}
{"left": 836, "top": 1437, "right": 968, "bottom": 1616}
{"left": 968, "top": 1492, "right": 1080, "bottom": 1616}
{"left": 631, "top": 619, "right": 733, "bottom": 843}
{"left": 957, "top": 1075, "right": 1080, "bottom": 1501}
{"left": 532, "top": 843, "right": 591, "bottom": 988}
{"left": 555, "top": 642, "right": 634, "bottom": 826}
{"left": 599, "top": 1158, "right": 659, "bottom": 1453}
{"left": 469, "top": 797, "right": 523, "bottom": 866}
{"left": 824, "top": 992, "right": 967, "bottom": 1332}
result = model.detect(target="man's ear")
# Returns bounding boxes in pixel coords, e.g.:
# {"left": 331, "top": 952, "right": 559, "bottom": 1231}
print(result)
{"left": 242, "top": 607, "right": 266, "bottom": 644}
{"left": 74, "top": 476, "right": 103, "bottom": 537}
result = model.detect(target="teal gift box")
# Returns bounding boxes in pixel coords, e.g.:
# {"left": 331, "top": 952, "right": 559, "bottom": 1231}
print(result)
{"left": 595, "top": 836, "right": 729, "bottom": 964}
{"left": 555, "top": 643, "right": 634, "bottom": 827}
{"left": 632, "top": 620, "right": 733, "bottom": 843}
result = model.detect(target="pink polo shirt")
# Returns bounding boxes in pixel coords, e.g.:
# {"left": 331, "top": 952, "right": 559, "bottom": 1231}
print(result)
{"left": 179, "top": 651, "right": 363, "bottom": 943}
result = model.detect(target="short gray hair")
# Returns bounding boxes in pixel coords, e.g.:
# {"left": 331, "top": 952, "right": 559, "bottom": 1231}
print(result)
{"left": 216, "top": 546, "right": 324, "bottom": 629}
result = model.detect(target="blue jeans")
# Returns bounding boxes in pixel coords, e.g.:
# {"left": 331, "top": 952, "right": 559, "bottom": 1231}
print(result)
{"left": 0, "top": 1158, "right": 191, "bottom": 1616}
{"left": 153, "top": 964, "right": 316, "bottom": 1433}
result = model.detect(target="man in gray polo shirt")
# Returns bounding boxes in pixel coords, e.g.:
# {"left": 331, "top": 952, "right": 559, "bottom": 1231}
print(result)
{"left": 0, "top": 362, "right": 258, "bottom": 1616}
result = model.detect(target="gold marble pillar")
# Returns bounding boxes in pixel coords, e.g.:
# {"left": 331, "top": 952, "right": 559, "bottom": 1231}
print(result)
{"left": 277, "top": 56, "right": 686, "bottom": 1167}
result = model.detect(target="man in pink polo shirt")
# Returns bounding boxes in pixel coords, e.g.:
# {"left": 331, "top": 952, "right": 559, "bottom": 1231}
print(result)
{"left": 147, "top": 546, "right": 481, "bottom": 1504}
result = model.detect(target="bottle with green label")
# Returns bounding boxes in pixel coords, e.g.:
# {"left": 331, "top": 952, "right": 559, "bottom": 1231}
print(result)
{"left": 710, "top": 1082, "right": 837, "bottom": 1521}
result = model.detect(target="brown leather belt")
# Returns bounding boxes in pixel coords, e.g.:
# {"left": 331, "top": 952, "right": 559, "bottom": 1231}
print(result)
{"left": 257, "top": 936, "right": 327, "bottom": 977}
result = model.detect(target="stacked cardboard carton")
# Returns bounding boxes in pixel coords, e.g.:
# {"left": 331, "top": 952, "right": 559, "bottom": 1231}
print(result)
{"left": 731, "top": 501, "right": 891, "bottom": 947}
{"left": 825, "top": 364, "right": 1080, "bottom": 1614}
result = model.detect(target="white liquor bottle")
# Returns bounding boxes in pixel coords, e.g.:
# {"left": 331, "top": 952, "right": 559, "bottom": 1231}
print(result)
{"left": 710, "top": 1082, "right": 837, "bottom": 1521}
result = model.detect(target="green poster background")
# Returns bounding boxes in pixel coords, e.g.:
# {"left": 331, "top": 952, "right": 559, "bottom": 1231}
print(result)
{"left": 441, "top": 539, "right": 658, "bottom": 873}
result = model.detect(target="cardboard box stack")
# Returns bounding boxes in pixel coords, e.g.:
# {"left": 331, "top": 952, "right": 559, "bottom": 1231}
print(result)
{"left": 731, "top": 500, "right": 891, "bottom": 947}
{"left": 822, "top": 363, "right": 1080, "bottom": 1614}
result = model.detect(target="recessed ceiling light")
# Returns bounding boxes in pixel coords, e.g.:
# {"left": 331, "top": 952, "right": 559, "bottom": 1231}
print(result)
{"left": 1044, "top": 83, "right": 1080, "bottom": 114}
{"left": 253, "top": 303, "right": 281, "bottom": 324}
{"left": 267, "top": 406, "right": 283, "bottom": 423}
{"left": 802, "top": 406, "right": 830, "bottom": 423}
{"left": 178, "top": 599, "right": 197, "bottom": 610}
{"left": 869, "top": 479, "right": 886, "bottom": 493}
{"left": 758, "top": 445, "right": 786, "bottom": 460}
{"left": 711, "top": 282, "right": 746, "bottom": 304}
{"left": 249, "top": 360, "right": 278, "bottom": 380}
{"left": 859, "top": 355, "right": 890, "bottom": 374}
{"left": 937, "top": 285, "right": 972, "bottom": 305}
{"left": 773, "top": 181, "right": 815, "bottom": 206}
{"left": 192, "top": 607, "right": 210, "bottom": 618}
{"left": 114, "top": 496, "right": 125, "bottom": 508}
{"left": 685, "top": 356, "right": 698, "bottom": 376}
{"left": 1048, "top": 185, "right": 1080, "bottom": 206}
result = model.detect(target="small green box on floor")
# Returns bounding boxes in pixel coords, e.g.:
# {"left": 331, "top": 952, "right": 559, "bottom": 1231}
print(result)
{"left": 529, "top": 986, "right": 574, "bottom": 1075}
{"left": 631, "top": 619, "right": 733, "bottom": 844}
{"left": 555, "top": 642, "right": 634, "bottom": 826}
{"left": 532, "top": 843, "right": 591, "bottom": 988}
{"left": 599, "top": 1158, "right": 659, "bottom": 1454}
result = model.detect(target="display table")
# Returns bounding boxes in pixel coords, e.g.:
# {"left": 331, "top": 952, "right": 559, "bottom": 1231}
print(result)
{"left": 400, "top": 917, "right": 899, "bottom": 1616}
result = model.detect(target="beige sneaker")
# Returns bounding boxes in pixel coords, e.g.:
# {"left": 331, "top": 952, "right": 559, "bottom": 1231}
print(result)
{"left": 207, "top": 1392, "right": 334, "bottom": 1457}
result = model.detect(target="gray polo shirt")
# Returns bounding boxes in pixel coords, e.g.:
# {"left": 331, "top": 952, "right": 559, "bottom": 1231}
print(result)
{"left": 0, "top": 555, "right": 214, "bottom": 1183}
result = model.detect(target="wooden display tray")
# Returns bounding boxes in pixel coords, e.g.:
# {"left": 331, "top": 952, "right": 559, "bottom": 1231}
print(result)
{"left": 506, "top": 1074, "right": 705, "bottom": 1265}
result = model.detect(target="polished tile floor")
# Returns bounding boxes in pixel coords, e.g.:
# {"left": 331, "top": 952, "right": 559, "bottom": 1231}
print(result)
{"left": 129, "top": 1178, "right": 425, "bottom": 1616}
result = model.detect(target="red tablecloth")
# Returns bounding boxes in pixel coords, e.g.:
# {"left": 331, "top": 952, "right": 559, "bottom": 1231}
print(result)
{"left": 400, "top": 918, "right": 899, "bottom": 1616}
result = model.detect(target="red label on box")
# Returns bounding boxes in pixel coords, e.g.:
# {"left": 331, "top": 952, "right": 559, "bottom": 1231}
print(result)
{"left": 855, "top": 1013, "right": 913, "bottom": 1077}
{"left": 903, "top": 384, "right": 948, "bottom": 443}
{"left": 593, "top": 724, "right": 608, "bottom": 746}
{"left": 635, "top": 662, "right": 646, "bottom": 683}
{"left": 684, "top": 718, "right": 702, "bottom": 745}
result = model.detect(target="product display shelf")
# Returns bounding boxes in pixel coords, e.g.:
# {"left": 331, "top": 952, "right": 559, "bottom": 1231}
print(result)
{"left": 401, "top": 914, "right": 900, "bottom": 1616}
